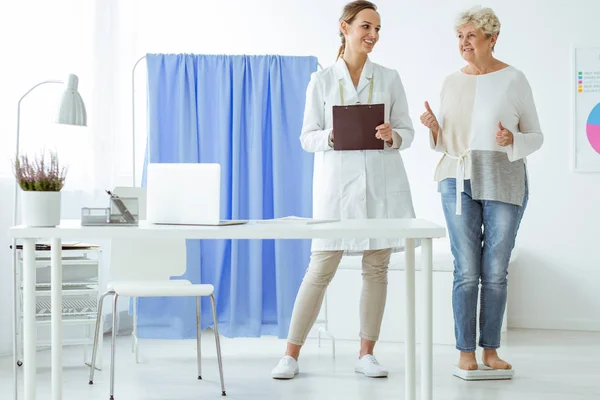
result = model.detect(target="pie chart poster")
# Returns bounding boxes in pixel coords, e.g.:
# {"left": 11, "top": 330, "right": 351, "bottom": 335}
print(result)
{"left": 574, "top": 46, "right": 600, "bottom": 172}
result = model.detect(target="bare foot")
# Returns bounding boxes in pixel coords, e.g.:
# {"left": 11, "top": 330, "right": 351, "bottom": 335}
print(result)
{"left": 482, "top": 349, "right": 512, "bottom": 370}
{"left": 458, "top": 351, "right": 478, "bottom": 370}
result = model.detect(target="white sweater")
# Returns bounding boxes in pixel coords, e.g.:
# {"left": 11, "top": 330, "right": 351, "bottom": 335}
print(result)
{"left": 430, "top": 66, "right": 543, "bottom": 214}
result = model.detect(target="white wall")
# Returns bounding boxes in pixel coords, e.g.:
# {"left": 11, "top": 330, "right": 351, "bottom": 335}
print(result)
{"left": 2, "top": 0, "right": 599, "bottom": 354}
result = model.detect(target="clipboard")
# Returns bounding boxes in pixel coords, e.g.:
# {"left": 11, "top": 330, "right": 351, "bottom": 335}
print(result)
{"left": 332, "top": 103, "right": 385, "bottom": 151}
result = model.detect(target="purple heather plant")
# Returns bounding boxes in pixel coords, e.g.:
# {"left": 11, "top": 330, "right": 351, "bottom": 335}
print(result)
{"left": 14, "top": 151, "right": 67, "bottom": 191}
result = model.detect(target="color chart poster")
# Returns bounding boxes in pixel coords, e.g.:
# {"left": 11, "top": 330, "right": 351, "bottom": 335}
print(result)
{"left": 574, "top": 46, "right": 600, "bottom": 172}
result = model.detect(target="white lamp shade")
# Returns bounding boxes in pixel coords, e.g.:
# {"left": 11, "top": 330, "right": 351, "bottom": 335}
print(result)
{"left": 56, "top": 74, "right": 87, "bottom": 126}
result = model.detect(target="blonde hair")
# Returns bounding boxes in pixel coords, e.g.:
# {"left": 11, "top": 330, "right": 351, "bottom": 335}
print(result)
{"left": 337, "top": 1, "right": 378, "bottom": 60}
{"left": 455, "top": 6, "right": 501, "bottom": 49}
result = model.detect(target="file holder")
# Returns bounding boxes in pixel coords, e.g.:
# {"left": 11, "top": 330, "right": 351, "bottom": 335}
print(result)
{"left": 81, "top": 197, "right": 139, "bottom": 226}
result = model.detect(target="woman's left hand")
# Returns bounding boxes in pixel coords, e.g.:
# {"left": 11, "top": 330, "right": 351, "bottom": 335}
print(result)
{"left": 496, "top": 122, "right": 514, "bottom": 147}
{"left": 376, "top": 123, "right": 393, "bottom": 145}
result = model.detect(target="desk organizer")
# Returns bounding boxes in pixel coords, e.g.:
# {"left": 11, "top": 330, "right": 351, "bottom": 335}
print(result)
{"left": 81, "top": 197, "right": 139, "bottom": 226}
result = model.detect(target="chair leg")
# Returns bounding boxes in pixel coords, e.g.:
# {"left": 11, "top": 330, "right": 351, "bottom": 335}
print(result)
{"left": 109, "top": 294, "right": 119, "bottom": 400}
{"left": 89, "top": 291, "right": 113, "bottom": 384}
{"left": 132, "top": 297, "right": 140, "bottom": 363}
{"left": 210, "top": 294, "right": 226, "bottom": 396}
{"left": 318, "top": 327, "right": 322, "bottom": 348}
{"left": 196, "top": 296, "right": 202, "bottom": 380}
{"left": 131, "top": 297, "right": 136, "bottom": 352}
{"left": 320, "top": 290, "right": 336, "bottom": 359}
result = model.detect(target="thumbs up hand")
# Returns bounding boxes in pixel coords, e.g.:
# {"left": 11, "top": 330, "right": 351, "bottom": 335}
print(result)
{"left": 420, "top": 101, "right": 440, "bottom": 135}
{"left": 496, "top": 121, "right": 514, "bottom": 147}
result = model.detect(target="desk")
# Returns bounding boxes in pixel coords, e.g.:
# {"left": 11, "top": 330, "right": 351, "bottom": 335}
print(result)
{"left": 10, "top": 218, "right": 446, "bottom": 400}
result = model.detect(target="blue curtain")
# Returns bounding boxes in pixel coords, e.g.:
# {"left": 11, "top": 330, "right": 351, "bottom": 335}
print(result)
{"left": 137, "top": 54, "right": 317, "bottom": 339}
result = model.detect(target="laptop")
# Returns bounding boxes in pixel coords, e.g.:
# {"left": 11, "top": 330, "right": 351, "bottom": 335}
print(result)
{"left": 146, "top": 163, "right": 247, "bottom": 226}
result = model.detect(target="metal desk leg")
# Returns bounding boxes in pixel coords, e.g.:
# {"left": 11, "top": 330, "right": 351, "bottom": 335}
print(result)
{"left": 404, "top": 238, "right": 416, "bottom": 400}
{"left": 421, "top": 238, "right": 433, "bottom": 400}
{"left": 51, "top": 239, "right": 63, "bottom": 400}
{"left": 22, "top": 239, "right": 36, "bottom": 400}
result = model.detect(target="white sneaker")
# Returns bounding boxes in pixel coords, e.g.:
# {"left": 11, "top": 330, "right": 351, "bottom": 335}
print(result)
{"left": 354, "top": 354, "right": 389, "bottom": 378}
{"left": 271, "top": 355, "right": 299, "bottom": 379}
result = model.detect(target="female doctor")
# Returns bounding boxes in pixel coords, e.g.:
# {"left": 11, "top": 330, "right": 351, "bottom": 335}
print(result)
{"left": 271, "top": 0, "right": 416, "bottom": 380}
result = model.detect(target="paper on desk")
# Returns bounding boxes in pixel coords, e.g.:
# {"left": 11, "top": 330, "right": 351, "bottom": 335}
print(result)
{"left": 259, "top": 216, "right": 338, "bottom": 225}
{"left": 36, "top": 241, "right": 101, "bottom": 249}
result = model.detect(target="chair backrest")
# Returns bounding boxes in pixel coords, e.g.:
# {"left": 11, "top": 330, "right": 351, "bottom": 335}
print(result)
{"left": 109, "top": 186, "right": 187, "bottom": 281}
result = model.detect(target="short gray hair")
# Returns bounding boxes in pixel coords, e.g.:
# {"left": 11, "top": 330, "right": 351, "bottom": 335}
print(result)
{"left": 455, "top": 6, "right": 501, "bottom": 38}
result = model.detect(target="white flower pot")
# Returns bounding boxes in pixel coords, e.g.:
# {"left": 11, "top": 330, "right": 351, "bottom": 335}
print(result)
{"left": 21, "top": 191, "right": 61, "bottom": 227}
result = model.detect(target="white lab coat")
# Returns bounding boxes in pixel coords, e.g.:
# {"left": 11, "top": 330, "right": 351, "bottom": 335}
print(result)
{"left": 300, "top": 58, "right": 416, "bottom": 253}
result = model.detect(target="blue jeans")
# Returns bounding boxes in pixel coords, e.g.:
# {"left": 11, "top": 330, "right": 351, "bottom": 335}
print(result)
{"left": 440, "top": 178, "right": 528, "bottom": 352}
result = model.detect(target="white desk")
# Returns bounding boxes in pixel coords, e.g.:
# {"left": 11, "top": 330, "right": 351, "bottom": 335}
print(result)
{"left": 10, "top": 218, "right": 446, "bottom": 400}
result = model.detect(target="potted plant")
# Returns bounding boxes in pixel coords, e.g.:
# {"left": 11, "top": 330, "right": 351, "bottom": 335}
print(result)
{"left": 14, "top": 150, "right": 67, "bottom": 227}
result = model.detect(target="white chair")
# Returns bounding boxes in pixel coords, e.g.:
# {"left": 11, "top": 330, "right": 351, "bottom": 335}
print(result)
{"left": 110, "top": 186, "right": 154, "bottom": 362}
{"left": 87, "top": 187, "right": 226, "bottom": 398}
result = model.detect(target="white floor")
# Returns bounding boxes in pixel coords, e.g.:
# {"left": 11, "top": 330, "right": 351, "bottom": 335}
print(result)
{"left": 1, "top": 328, "right": 599, "bottom": 400}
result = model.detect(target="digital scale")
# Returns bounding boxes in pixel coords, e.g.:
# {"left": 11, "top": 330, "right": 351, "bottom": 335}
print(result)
{"left": 453, "top": 364, "right": 514, "bottom": 381}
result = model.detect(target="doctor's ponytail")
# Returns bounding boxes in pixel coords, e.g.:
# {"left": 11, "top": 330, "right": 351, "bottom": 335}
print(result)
{"left": 337, "top": 37, "right": 346, "bottom": 60}
{"left": 337, "top": 0, "right": 378, "bottom": 60}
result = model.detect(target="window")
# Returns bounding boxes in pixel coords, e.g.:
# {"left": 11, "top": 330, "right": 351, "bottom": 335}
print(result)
{"left": 0, "top": 0, "right": 94, "bottom": 190}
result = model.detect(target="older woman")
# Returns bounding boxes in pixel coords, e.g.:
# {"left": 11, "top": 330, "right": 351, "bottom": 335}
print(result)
{"left": 420, "top": 6, "right": 543, "bottom": 371}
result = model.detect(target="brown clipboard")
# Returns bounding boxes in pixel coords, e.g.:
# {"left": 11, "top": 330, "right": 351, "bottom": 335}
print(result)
{"left": 332, "top": 103, "right": 385, "bottom": 151}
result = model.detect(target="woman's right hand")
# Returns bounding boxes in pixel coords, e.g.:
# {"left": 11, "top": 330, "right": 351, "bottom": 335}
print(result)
{"left": 420, "top": 101, "right": 439, "bottom": 135}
